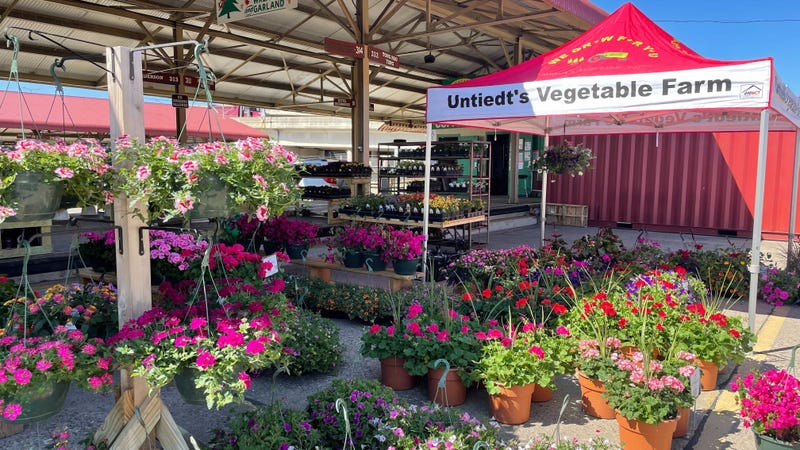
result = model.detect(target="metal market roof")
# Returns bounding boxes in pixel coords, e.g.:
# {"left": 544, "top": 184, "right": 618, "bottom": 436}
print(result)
{"left": 0, "top": 0, "right": 605, "bottom": 127}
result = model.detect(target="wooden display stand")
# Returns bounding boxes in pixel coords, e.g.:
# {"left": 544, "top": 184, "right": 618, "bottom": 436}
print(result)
{"left": 93, "top": 389, "right": 195, "bottom": 450}
{"left": 292, "top": 257, "right": 420, "bottom": 292}
{"left": 0, "top": 219, "right": 52, "bottom": 259}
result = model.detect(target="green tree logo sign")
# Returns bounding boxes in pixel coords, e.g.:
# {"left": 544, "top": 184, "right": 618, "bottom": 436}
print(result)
{"left": 218, "top": 0, "right": 240, "bottom": 19}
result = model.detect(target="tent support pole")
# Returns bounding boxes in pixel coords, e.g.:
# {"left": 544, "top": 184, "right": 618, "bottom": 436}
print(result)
{"left": 789, "top": 130, "right": 800, "bottom": 258}
{"left": 748, "top": 109, "right": 770, "bottom": 332}
{"left": 539, "top": 124, "right": 550, "bottom": 248}
{"left": 422, "top": 123, "right": 433, "bottom": 280}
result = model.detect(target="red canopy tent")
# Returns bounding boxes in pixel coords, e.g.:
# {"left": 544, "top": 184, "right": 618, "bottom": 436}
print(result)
{"left": 424, "top": 2, "right": 800, "bottom": 330}
{"left": 0, "top": 91, "right": 266, "bottom": 140}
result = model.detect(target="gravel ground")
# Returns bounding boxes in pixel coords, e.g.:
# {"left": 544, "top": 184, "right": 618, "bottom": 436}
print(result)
{"left": 0, "top": 315, "right": 716, "bottom": 450}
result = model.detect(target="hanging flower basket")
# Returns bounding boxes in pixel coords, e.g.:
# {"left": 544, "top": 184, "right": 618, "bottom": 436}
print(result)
{"left": 0, "top": 139, "right": 114, "bottom": 223}
{"left": 114, "top": 136, "right": 302, "bottom": 223}
{"left": 532, "top": 141, "right": 593, "bottom": 176}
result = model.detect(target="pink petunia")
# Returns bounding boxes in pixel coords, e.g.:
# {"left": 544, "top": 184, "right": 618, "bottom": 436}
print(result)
{"left": 135, "top": 165, "right": 151, "bottom": 181}
{"left": 246, "top": 340, "right": 265, "bottom": 355}
{"left": 189, "top": 317, "right": 207, "bottom": 330}
{"left": 195, "top": 350, "right": 216, "bottom": 370}
{"left": 54, "top": 167, "right": 74, "bottom": 179}
{"left": 3, "top": 403, "right": 21, "bottom": 421}
{"left": 238, "top": 371, "right": 252, "bottom": 389}
{"left": 13, "top": 369, "right": 31, "bottom": 385}
{"left": 173, "top": 194, "right": 194, "bottom": 214}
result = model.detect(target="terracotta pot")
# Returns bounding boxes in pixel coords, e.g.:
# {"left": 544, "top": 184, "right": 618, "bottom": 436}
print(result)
{"left": 616, "top": 413, "right": 677, "bottom": 450}
{"left": 620, "top": 346, "right": 660, "bottom": 364}
{"left": 489, "top": 383, "right": 535, "bottom": 425}
{"left": 379, "top": 357, "right": 416, "bottom": 391}
{"left": 531, "top": 383, "right": 554, "bottom": 402}
{"left": 673, "top": 406, "right": 691, "bottom": 438}
{"left": 697, "top": 359, "right": 719, "bottom": 391}
{"left": 427, "top": 367, "right": 467, "bottom": 406}
{"left": 577, "top": 371, "right": 616, "bottom": 419}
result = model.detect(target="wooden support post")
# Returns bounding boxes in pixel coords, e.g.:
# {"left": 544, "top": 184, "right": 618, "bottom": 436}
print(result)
{"left": 107, "top": 45, "right": 152, "bottom": 423}
{"left": 100, "top": 45, "right": 191, "bottom": 450}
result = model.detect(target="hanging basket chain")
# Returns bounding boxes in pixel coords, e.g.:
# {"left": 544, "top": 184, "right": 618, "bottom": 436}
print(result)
{"left": 1, "top": 33, "right": 42, "bottom": 139}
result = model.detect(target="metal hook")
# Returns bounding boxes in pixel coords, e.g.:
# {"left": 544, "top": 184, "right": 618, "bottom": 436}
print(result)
{"left": 49, "top": 59, "right": 65, "bottom": 95}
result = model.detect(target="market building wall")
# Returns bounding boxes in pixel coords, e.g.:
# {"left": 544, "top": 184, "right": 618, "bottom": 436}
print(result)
{"left": 546, "top": 131, "right": 798, "bottom": 239}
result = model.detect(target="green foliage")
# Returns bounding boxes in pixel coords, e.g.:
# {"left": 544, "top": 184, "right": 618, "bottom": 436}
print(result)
{"left": 305, "top": 378, "right": 399, "bottom": 448}
{"left": 477, "top": 326, "right": 552, "bottom": 394}
{"left": 667, "top": 244, "right": 750, "bottom": 300}
{"left": 674, "top": 306, "right": 755, "bottom": 365}
{"left": 283, "top": 274, "right": 394, "bottom": 322}
{"left": 532, "top": 141, "right": 594, "bottom": 176}
{"left": 503, "top": 435, "right": 621, "bottom": 449}
{"left": 209, "top": 401, "right": 322, "bottom": 449}
{"left": 3, "top": 282, "right": 118, "bottom": 339}
{"left": 616, "top": 236, "right": 667, "bottom": 276}
{"left": 571, "top": 227, "right": 625, "bottom": 265}
{"left": 212, "top": 378, "right": 499, "bottom": 449}
{"left": 603, "top": 354, "right": 696, "bottom": 424}
{"left": 282, "top": 309, "right": 343, "bottom": 375}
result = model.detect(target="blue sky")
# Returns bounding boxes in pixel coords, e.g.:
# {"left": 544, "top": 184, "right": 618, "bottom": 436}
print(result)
{"left": 592, "top": 0, "right": 800, "bottom": 93}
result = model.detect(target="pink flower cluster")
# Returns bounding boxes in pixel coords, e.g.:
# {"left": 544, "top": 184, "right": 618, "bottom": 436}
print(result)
{"left": 384, "top": 228, "right": 426, "bottom": 260}
{"left": 149, "top": 230, "right": 208, "bottom": 271}
{"left": 613, "top": 351, "right": 692, "bottom": 393}
{"left": 261, "top": 215, "right": 319, "bottom": 246}
{"left": 731, "top": 369, "right": 800, "bottom": 440}
{"left": 0, "top": 327, "right": 114, "bottom": 421}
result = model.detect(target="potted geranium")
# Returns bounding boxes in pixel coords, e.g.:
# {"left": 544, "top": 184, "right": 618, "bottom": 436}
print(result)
{"left": 532, "top": 140, "right": 593, "bottom": 177}
{"left": 114, "top": 135, "right": 302, "bottom": 223}
{"left": 0, "top": 139, "right": 113, "bottom": 223}
{"left": 384, "top": 227, "right": 425, "bottom": 275}
{"left": 399, "top": 299, "right": 482, "bottom": 406}
{"left": 603, "top": 349, "right": 698, "bottom": 450}
{"left": 0, "top": 327, "right": 115, "bottom": 423}
{"left": 674, "top": 301, "right": 755, "bottom": 390}
{"left": 360, "top": 323, "right": 417, "bottom": 390}
{"left": 111, "top": 293, "right": 291, "bottom": 409}
{"left": 731, "top": 368, "right": 800, "bottom": 448}
{"left": 475, "top": 322, "right": 548, "bottom": 424}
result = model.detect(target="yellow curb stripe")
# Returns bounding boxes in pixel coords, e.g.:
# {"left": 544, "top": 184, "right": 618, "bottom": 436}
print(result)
{"left": 709, "top": 308, "right": 788, "bottom": 413}
{"left": 750, "top": 308, "right": 787, "bottom": 362}
{"left": 713, "top": 391, "right": 739, "bottom": 412}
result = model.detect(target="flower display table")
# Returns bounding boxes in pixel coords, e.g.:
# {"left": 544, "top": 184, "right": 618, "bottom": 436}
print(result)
{"left": 288, "top": 257, "right": 421, "bottom": 292}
